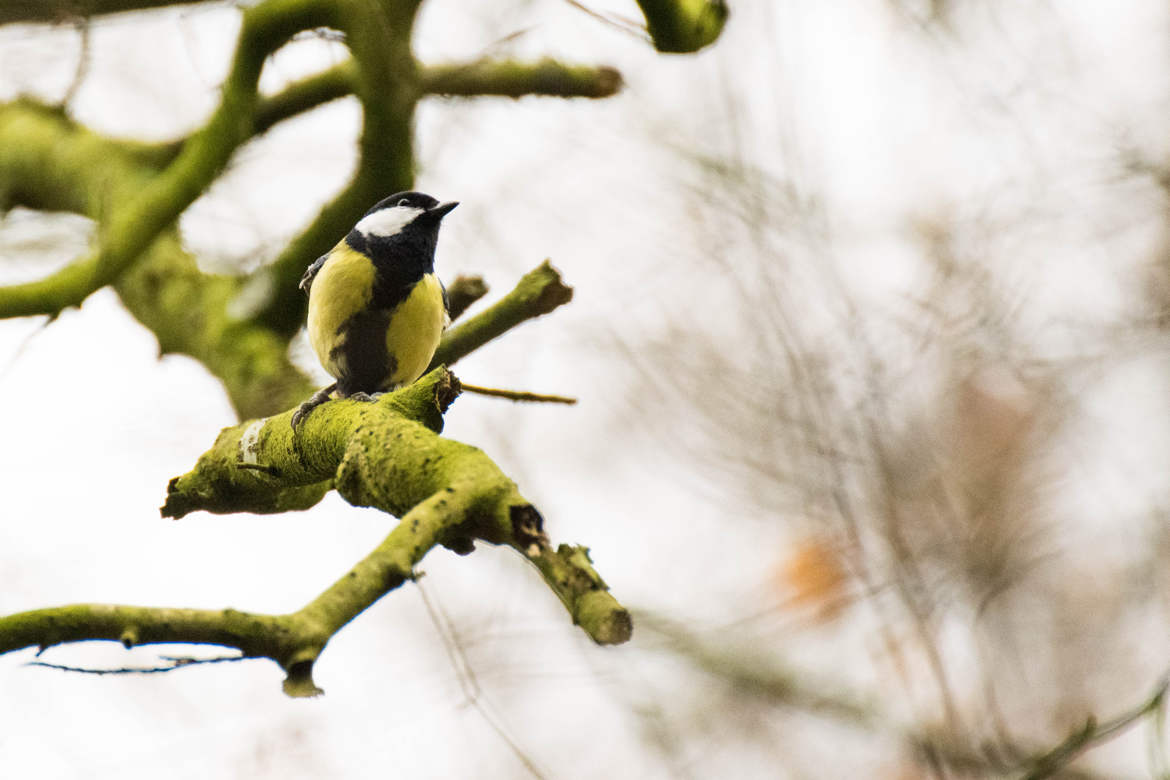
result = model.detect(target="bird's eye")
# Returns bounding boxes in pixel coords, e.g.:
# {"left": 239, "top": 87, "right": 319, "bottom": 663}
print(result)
{"left": 398, "top": 198, "right": 409, "bottom": 207}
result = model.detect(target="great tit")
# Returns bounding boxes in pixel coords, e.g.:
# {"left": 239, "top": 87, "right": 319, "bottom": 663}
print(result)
{"left": 291, "top": 191, "right": 459, "bottom": 428}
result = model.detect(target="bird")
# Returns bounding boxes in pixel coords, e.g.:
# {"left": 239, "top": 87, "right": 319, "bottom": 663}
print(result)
{"left": 291, "top": 191, "right": 459, "bottom": 428}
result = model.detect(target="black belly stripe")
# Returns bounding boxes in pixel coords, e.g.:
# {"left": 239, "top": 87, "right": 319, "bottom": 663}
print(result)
{"left": 331, "top": 309, "right": 397, "bottom": 396}
{"left": 334, "top": 228, "right": 435, "bottom": 396}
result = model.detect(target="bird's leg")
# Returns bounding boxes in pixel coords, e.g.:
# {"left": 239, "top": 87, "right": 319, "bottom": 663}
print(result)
{"left": 290, "top": 383, "right": 337, "bottom": 429}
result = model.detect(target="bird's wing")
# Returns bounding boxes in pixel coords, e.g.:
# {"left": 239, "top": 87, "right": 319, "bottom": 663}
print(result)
{"left": 298, "top": 253, "right": 330, "bottom": 294}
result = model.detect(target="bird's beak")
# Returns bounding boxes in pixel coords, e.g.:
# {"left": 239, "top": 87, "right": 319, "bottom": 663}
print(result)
{"left": 429, "top": 201, "right": 459, "bottom": 219}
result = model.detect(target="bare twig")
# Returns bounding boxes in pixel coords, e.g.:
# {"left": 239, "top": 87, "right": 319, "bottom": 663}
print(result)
{"left": 460, "top": 383, "right": 577, "bottom": 405}
{"left": 1021, "top": 676, "right": 1170, "bottom": 779}
{"left": 27, "top": 653, "right": 247, "bottom": 675}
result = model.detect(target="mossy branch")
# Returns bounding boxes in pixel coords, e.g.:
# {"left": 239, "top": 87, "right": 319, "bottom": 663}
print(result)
{"left": 0, "top": 0, "right": 339, "bottom": 319}
{"left": 0, "top": 370, "right": 628, "bottom": 696}
{"left": 421, "top": 60, "right": 622, "bottom": 98}
{"left": 249, "top": 56, "right": 622, "bottom": 139}
{"left": 164, "top": 368, "right": 628, "bottom": 639}
{"left": 430, "top": 260, "right": 573, "bottom": 370}
{"left": 0, "top": 101, "right": 315, "bottom": 418}
{"left": 76, "top": 368, "right": 625, "bottom": 692}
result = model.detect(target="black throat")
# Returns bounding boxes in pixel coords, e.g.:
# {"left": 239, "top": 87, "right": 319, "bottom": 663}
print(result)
{"left": 345, "top": 227, "right": 438, "bottom": 310}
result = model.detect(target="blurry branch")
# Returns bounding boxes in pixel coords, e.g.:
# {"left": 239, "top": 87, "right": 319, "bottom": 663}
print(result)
{"left": 633, "top": 0, "right": 728, "bottom": 53}
{"left": 641, "top": 614, "right": 876, "bottom": 723}
{"left": 253, "top": 60, "right": 357, "bottom": 136}
{"left": 0, "top": 101, "right": 314, "bottom": 418}
{"left": 445, "top": 274, "right": 489, "bottom": 321}
{"left": 250, "top": 57, "right": 622, "bottom": 139}
{"left": 0, "top": 0, "right": 204, "bottom": 24}
{"left": 430, "top": 261, "right": 573, "bottom": 370}
{"left": 0, "top": 0, "right": 729, "bottom": 53}
{"left": 59, "top": 14, "right": 91, "bottom": 109}
{"left": 644, "top": 616, "right": 1144, "bottom": 778}
{"left": 1020, "top": 677, "right": 1170, "bottom": 780}
{"left": 0, "top": 0, "right": 340, "bottom": 319}
{"left": 421, "top": 60, "right": 622, "bottom": 98}
{"left": 0, "top": 0, "right": 709, "bottom": 335}
{"left": 0, "top": 0, "right": 633, "bottom": 337}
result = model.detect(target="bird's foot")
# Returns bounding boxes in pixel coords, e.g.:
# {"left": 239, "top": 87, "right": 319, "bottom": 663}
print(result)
{"left": 346, "top": 391, "right": 386, "bottom": 403}
{"left": 291, "top": 383, "right": 337, "bottom": 429}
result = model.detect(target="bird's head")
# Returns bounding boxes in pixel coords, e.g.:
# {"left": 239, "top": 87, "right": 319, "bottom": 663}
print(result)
{"left": 353, "top": 191, "right": 459, "bottom": 241}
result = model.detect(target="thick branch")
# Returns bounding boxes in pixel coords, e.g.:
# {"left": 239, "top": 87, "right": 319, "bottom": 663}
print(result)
{"left": 1, "top": 370, "right": 627, "bottom": 696}
{"left": 430, "top": 260, "right": 573, "bottom": 370}
{"left": 163, "top": 369, "right": 629, "bottom": 646}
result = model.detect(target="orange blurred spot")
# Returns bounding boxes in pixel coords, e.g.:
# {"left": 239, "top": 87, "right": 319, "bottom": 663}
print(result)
{"left": 777, "top": 537, "right": 851, "bottom": 620}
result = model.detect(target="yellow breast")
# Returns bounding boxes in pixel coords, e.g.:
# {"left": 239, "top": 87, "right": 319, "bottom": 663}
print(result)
{"left": 306, "top": 243, "right": 375, "bottom": 380}
{"left": 306, "top": 243, "right": 447, "bottom": 390}
{"left": 384, "top": 272, "right": 448, "bottom": 387}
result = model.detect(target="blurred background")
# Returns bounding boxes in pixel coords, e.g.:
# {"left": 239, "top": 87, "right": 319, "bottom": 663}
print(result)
{"left": 3, "top": 0, "right": 1170, "bottom": 777}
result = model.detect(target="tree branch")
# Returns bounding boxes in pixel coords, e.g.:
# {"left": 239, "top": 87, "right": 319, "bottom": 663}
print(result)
{"left": 421, "top": 59, "right": 622, "bottom": 98}
{"left": 247, "top": 56, "right": 623, "bottom": 142}
{"left": 1, "top": 370, "right": 628, "bottom": 697}
{"left": 430, "top": 260, "right": 573, "bottom": 370}
{"left": 0, "top": 0, "right": 207, "bottom": 25}
{"left": 0, "top": 101, "right": 316, "bottom": 418}
{"left": 445, "top": 274, "right": 489, "bottom": 321}
{"left": 1020, "top": 677, "right": 1170, "bottom": 779}
{"left": 460, "top": 383, "right": 577, "bottom": 404}
{"left": 0, "top": 0, "right": 339, "bottom": 319}
{"left": 254, "top": 60, "right": 356, "bottom": 135}
{"left": 166, "top": 369, "right": 627, "bottom": 635}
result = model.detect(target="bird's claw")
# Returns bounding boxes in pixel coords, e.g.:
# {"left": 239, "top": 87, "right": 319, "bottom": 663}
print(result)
{"left": 290, "top": 383, "right": 337, "bottom": 430}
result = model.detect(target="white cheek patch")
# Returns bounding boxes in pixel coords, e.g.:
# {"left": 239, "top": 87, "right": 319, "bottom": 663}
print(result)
{"left": 355, "top": 205, "right": 424, "bottom": 238}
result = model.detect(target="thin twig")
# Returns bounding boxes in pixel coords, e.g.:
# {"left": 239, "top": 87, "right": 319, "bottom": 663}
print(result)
{"left": 416, "top": 580, "right": 547, "bottom": 780}
{"left": 1021, "top": 675, "right": 1170, "bottom": 779}
{"left": 27, "top": 653, "right": 247, "bottom": 676}
{"left": 561, "top": 0, "right": 649, "bottom": 41}
{"left": 61, "top": 16, "right": 91, "bottom": 110}
{"left": 460, "top": 383, "right": 577, "bottom": 405}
